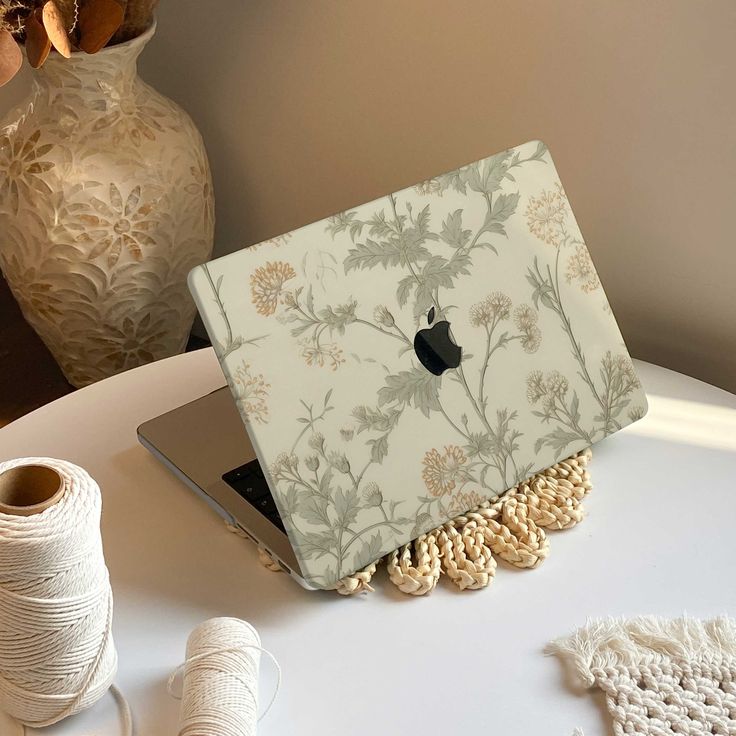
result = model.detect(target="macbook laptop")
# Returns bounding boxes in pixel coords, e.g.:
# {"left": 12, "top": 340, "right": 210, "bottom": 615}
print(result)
{"left": 138, "top": 140, "right": 647, "bottom": 591}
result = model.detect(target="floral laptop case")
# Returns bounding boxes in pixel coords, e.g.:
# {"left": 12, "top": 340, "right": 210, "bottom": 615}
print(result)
{"left": 189, "top": 140, "right": 647, "bottom": 590}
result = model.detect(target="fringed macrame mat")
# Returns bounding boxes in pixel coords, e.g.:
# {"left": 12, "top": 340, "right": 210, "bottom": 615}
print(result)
{"left": 550, "top": 616, "right": 736, "bottom": 736}
{"left": 232, "top": 448, "right": 592, "bottom": 596}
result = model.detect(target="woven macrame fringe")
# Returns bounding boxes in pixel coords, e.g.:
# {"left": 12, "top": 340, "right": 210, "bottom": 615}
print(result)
{"left": 549, "top": 616, "right": 736, "bottom": 736}
{"left": 548, "top": 616, "right": 736, "bottom": 688}
{"left": 236, "top": 448, "right": 592, "bottom": 596}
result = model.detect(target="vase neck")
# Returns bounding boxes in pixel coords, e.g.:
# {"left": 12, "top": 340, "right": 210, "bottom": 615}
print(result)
{"left": 32, "top": 22, "right": 154, "bottom": 96}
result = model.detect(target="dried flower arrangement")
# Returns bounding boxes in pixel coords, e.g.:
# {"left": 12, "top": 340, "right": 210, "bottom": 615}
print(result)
{"left": 0, "top": 0, "right": 157, "bottom": 86}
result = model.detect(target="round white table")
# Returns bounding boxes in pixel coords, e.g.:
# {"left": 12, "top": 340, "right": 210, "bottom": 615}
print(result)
{"left": 1, "top": 351, "right": 735, "bottom": 736}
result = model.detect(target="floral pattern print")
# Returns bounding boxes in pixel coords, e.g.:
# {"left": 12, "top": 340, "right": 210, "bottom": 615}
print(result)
{"left": 514, "top": 304, "right": 543, "bottom": 353}
{"left": 469, "top": 292, "right": 512, "bottom": 326}
{"left": 230, "top": 361, "right": 270, "bottom": 425}
{"left": 525, "top": 183, "right": 568, "bottom": 247}
{"left": 421, "top": 445, "right": 469, "bottom": 496}
{"left": 566, "top": 244, "right": 601, "bottom": 293}
{"left": 277, "top": 287, "right": 360, "bottom": 372}
{"left": 300, "top": 339, "right": 345, "bottom": 371}
{"left": 525, "top": 183, "right": 641, "bottom": 445}
{"left": 0, "top": 26, "right": 215, "bottom": 387}
{"left": 250, "top": 233, "right": 293, "bottom": 249}
{"left": 526, "top": 369, "right": 594, "bottom": 448}
{"left": 250, "top": 261, "right": 297, "bottom": 316}
{"left": 191, "top": 140, "right": 646, "bottom": 588}
{"left": 413, "top": 178, "right": 444, "bottom": 197}
{"left": 447, "top": 490, "right": 485, "bottom": 517}
{"left": 373, "top": 305, "right": 395, "bottom": 328}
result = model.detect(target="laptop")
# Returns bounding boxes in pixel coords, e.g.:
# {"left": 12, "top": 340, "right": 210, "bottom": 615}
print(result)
{"left": 138, "top": 140, "right": 647, "bottom": 591}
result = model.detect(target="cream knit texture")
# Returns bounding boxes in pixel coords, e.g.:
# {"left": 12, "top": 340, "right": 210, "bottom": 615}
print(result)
{"left": 550, "top": 616, "right": 736, "bottom": 736}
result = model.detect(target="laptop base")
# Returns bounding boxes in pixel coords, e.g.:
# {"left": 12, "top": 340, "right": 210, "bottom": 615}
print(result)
{"left": 137, "top": 388, "right": 314, "bottom": 589}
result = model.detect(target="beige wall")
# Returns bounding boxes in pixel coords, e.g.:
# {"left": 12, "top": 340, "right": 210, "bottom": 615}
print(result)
{"left": 2, "top": 1, "right": 735, "bottom": 392}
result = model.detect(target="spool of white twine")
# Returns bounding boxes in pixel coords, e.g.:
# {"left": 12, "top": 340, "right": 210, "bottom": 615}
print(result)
{"left": 168, "top": 617, "right": 281, "bottom": 736}
{"left": 0, "top": 457, "right": 120, "bottom": 731}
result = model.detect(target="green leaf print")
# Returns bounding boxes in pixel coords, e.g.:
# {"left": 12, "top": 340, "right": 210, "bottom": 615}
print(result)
{"left": 378, "top": 366, "right": 443, "bottom": 418}
{"left": 334, "top": 488, "right": 361, "bottom": 527}
{"left": 439, "top": 209, "right": 472, "bottom": 249}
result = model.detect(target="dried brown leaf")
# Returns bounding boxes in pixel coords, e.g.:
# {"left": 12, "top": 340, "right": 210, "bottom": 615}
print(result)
{"left": 26, "top": 9, "right": 52, "bottom": 69}
{"left": 51, "top": 0, "right": 79, "bottom": 31}
{"left": 42, "top": 0, "right": 72, "bottom": 58}
{"left": 113, "top": 0, "right": 157, "bottom": 44}
{"left": 0, "top": 28, "right": 22, "bottom": 87}
{"left": 79, "top": 0, "right": 125, "bottom": 54}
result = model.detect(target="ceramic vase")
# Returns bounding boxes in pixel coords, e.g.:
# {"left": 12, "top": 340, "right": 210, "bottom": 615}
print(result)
{"left": 0, "top": 22, "right": 214, "bottom": 387}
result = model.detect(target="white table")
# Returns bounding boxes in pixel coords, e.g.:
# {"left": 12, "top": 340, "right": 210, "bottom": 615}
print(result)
{"left": 1, "top": 351, "right": 735, "bottom": 736}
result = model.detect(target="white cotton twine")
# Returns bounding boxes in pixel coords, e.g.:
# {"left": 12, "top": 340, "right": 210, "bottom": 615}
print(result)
{"left": 168, "top": 617, "right": 281, "bottom": 736}
{"left": 0, "top": 457, "right": 120, "bottom": 731}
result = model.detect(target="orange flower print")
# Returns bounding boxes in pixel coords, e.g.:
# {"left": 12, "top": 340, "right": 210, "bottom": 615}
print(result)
{"left": 300, "top": 339, "right": 345, "bottom": 371}
{"left": 231, "top": 361, "right": 270, "bottom": 424}
{"left": 526, "top": 369, "right": 570, "bottom": 417}
{"left": 566, "top": 245, "right": 600, "bottom": 293}
{"left": 513, "top": 304, "right": 542, "bottom": 353}
{"left": 250, "top": 261, "right": 296, "bottom": 316}
{"left": 469, "top": 292, "right": 512, "bottom": 327}
{"left": 525, "top": 184, "right": 569, "bottom": 247}
{"left": 421, "top": 445, "right": 468, "bottom": 497}
{"left": 447, "top": 490, "right": 486, "bottom": 517}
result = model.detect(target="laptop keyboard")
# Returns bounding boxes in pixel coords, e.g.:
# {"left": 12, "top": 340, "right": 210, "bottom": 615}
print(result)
{"left": 222, "top": 460, "right": 285, "bottom": 533}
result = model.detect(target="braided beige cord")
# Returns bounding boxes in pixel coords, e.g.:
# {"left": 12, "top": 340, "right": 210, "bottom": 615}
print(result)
{"left": 257, "top": 547, "right": 281, "bottom": 572}
{"left": 334, "top": 563, "right": 377, "bottom": 595}
{"left": 437, "top": 523, "right": 496, "bottom": 590}
{"left": 484, "top": 498, "right": 549, "bottom": 569}
{"left": 386, "top": 533, "right": 442, "bottom": 596}
{"left": 249, "top": 449, "right": 592, "bottom": 595}
{"left": 224, "top": 523, "right": 282, "bottom": 572}
{"left": 521, "top": 476, "right": 585, "bottom": 530}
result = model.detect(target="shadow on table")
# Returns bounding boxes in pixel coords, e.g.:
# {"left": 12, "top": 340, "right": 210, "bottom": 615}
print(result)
{"left": 549, "top": 653, "right": 616, "bottom": 736}
{"left": 101, "top": 446, "right": 341, "bottom": 626}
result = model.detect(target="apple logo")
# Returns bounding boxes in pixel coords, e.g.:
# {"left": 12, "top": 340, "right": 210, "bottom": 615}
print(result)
{"left": 413, "top": 306, "right": 462, "bottom": 376}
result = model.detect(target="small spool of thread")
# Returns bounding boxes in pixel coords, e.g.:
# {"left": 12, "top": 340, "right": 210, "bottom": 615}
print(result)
{"left": 171, "top": 617, "right": 279, "bottom": 736}
{"left": 0, "top": 457, "right": 118, "bottom": 729}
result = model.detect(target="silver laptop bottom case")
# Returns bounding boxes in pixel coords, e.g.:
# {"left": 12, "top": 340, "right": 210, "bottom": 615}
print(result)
{"left": 137, "top": 388, "right": 314, "bottom": 588}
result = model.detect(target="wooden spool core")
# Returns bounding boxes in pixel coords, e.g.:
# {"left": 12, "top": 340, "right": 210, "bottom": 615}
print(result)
{"left": 0, "top": 465, "right": 65, "bottom": 516}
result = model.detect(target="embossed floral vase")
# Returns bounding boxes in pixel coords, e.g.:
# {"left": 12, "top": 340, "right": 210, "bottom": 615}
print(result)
{"left": 0, "top": 22, "right": 214, "bottom": 387}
